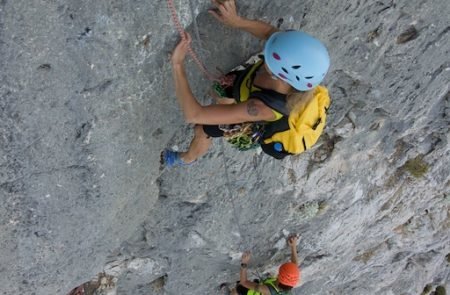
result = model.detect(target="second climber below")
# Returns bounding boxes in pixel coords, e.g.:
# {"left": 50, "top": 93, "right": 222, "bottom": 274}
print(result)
{"left": 220, "top": 234, "right": 301, "bottom": 295}
{"left": 163, "top": 0, "right": 331, "bottom": 166}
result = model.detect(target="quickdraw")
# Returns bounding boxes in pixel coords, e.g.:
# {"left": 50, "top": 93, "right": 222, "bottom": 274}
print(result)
{"left": 219, "top": 123, "right": 264, "bottom": 151}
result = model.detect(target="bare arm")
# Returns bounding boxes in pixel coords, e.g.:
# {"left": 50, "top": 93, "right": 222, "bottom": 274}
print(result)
{"left": 171, "top": 63, "right": 202, "bottom": 122}
{"left": 288, "top": 235, "right": 299, "bottom": 265}
{"left": 209, "top": 0, "right": 278, "bottom": 40}
{"left": 234, "top": 18, "right": 278, "bottom": 40}
{"left": 239, "top": 251, "right": 271, "bottom": 295}
{"left": 172, "top": 42, "right": 275, "bottom": 124}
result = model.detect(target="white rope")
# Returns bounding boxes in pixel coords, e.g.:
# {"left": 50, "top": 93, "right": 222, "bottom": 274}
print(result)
{"left": 218, "top": 140, "right": 249, "bottom": 251}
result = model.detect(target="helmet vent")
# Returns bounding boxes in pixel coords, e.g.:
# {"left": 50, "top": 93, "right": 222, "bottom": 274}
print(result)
{"left": 305, "top": 76, "right": 314, "bottom": 79}
{"left": 292, "top": 65, "right": 301, "bottom": 69}
{"left": 282, "top": 67, "right": 289, "bottom": 74}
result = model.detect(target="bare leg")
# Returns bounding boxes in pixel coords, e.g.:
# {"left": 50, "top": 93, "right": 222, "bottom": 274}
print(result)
{"left": 230, "top": 287, "right": 238, "bottom": 295}
{"left": 180, "top": 124, "right": 212, "bottom": 163}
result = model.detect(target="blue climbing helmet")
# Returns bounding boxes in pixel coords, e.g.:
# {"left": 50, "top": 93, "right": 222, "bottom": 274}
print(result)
{"left": 264, "top": 30, "right": 330, "bottom": 91}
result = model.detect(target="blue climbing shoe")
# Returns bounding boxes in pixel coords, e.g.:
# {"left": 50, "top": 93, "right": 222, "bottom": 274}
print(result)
{"left": 161, "top": 149, "right": 193, "bottom": 168}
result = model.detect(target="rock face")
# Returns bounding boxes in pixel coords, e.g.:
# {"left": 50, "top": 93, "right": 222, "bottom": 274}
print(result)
{"left": 1, "top": 0, "right": 449, "bottom": 294}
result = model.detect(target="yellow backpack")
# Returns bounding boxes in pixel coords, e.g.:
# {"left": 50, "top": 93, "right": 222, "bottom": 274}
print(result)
{"left": 222, "top": 57, "right": 331, "bottom": 159}
{"left": 259, "top": 86, "right": 330, "bottom": 159}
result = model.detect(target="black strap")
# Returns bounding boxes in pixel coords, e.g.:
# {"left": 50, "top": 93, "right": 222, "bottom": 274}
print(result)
{"left": 230, "top": 55, "right": 289, "bottom": 117}
{"left": 249, "top": 90, "right": 289, "bottom": 116}
{"left": 231, "top": 61, "right": 264, "bottom": 102}
{"left": 266, "top": 283, "right": 289, "bottom": 295}
{"left": 261, "top": 116, "right": 289, "bottom": 139}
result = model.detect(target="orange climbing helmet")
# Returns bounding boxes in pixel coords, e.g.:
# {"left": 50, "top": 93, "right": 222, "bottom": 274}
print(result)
{"left": 278, "top": 262, "right": 300, "bottom": 287}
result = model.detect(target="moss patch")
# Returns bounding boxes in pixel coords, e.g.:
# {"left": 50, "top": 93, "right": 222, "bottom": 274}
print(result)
{"left": 148, "top": 274, "right": 168, "bottom": 293}
{"left": 318, "top": 201, "right": 329, "bottom": 214}
{"left": 296, "top": 201, "right": 320, "bottom": 219}
{"left": 421, "top": 284, "right": 433, "bottom": 295}
{"left": 287, "top": 168, "right": 297, "bottom": 184}
{"left": 353, "top": 250, "right": 376, "bottom": 264}
{"left": 435, "top": 286, "right": 446, "bottom": 295}
{"left": 402, "top": 155, "right": 429, "bottom": 178}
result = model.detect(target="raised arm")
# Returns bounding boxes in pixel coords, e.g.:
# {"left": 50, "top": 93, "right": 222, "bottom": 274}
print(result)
{"left": 171, "top": 33, "right": 276, "bottom": 124}
{"left": 239, "top": 251, "right": 271, "bottom": 295}
{"left": 209, "top": 0, "right": 278, "bottom": 40}
{"left": 287, "top": 234, "right": 299, "bottom": 265}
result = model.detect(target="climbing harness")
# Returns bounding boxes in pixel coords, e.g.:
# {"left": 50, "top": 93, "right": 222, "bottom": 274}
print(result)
{"left": 219, "top": 123, "right": 263, "bottom": 151}
{"left": 166, "top": 0, "right": 233, "bottom": 86}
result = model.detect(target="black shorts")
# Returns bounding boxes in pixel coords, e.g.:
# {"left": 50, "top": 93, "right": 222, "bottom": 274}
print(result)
{"left": 236, "top": 284, "right": 250, "bottom": 295}
{"left": 235, "top": 279, "right": 262, "bottom": 295}
{"left": 202, "top": 67, "right": 250, "bottom": 139}
{"left": 203, "top": 123, "right": 250, "bottom": 138}
{"left": 202, "top": 124, "right": 225, "bottom": 138}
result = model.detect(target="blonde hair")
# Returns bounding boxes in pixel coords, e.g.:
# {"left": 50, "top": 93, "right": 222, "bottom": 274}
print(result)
{"left": 286, "top": 89, "right": 314, "bottom": 114}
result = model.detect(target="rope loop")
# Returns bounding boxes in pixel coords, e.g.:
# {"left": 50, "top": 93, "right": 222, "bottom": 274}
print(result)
{"left": 167, "top": 0, "right": 233, "bottom": 86}
{"left": 167, "top": 0, "right": 246, "bottom": 249}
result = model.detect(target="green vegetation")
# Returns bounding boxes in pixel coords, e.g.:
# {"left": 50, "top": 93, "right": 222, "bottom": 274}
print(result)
{"left": 421, "top": 284, "right": 432, "bottom": 295}
{"left": 422, "top": 285, "right": 448, "bottom": 295}
{"left": 353, "top": 249, "right": 376, "bottom": 264}
{"left": 297, "top": 201, "right": 320, "bottom": 219}
{"left": 318, "top": 201, "right": 329, "bottom": 213}
{"left": 402, "top": 155, "right": 429, "bottom": 178}
{"left": 435, "top": 286, "right": 446, "bottom": 295}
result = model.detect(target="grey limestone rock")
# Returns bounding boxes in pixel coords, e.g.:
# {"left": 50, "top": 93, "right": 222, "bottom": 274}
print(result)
{"left": 0, "top": 0, "right": 449, "bottom": 294}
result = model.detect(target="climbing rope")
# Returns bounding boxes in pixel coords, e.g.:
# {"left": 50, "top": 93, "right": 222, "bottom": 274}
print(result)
{"left": 219, "top": 140, "right": 250, "bottom": 251}
{"left": 166, "top": 0, "right": 234, "bottom": 86}
{"left": 166, "top": 0, "right": 248, "bottom": 249}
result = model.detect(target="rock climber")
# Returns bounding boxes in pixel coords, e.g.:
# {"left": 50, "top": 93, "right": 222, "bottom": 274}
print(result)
{"left": 162, "top": 0, "right": 330, "bottom": 166}
{"left": 221, "top": 234, "right": 301, "bottom": 295}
